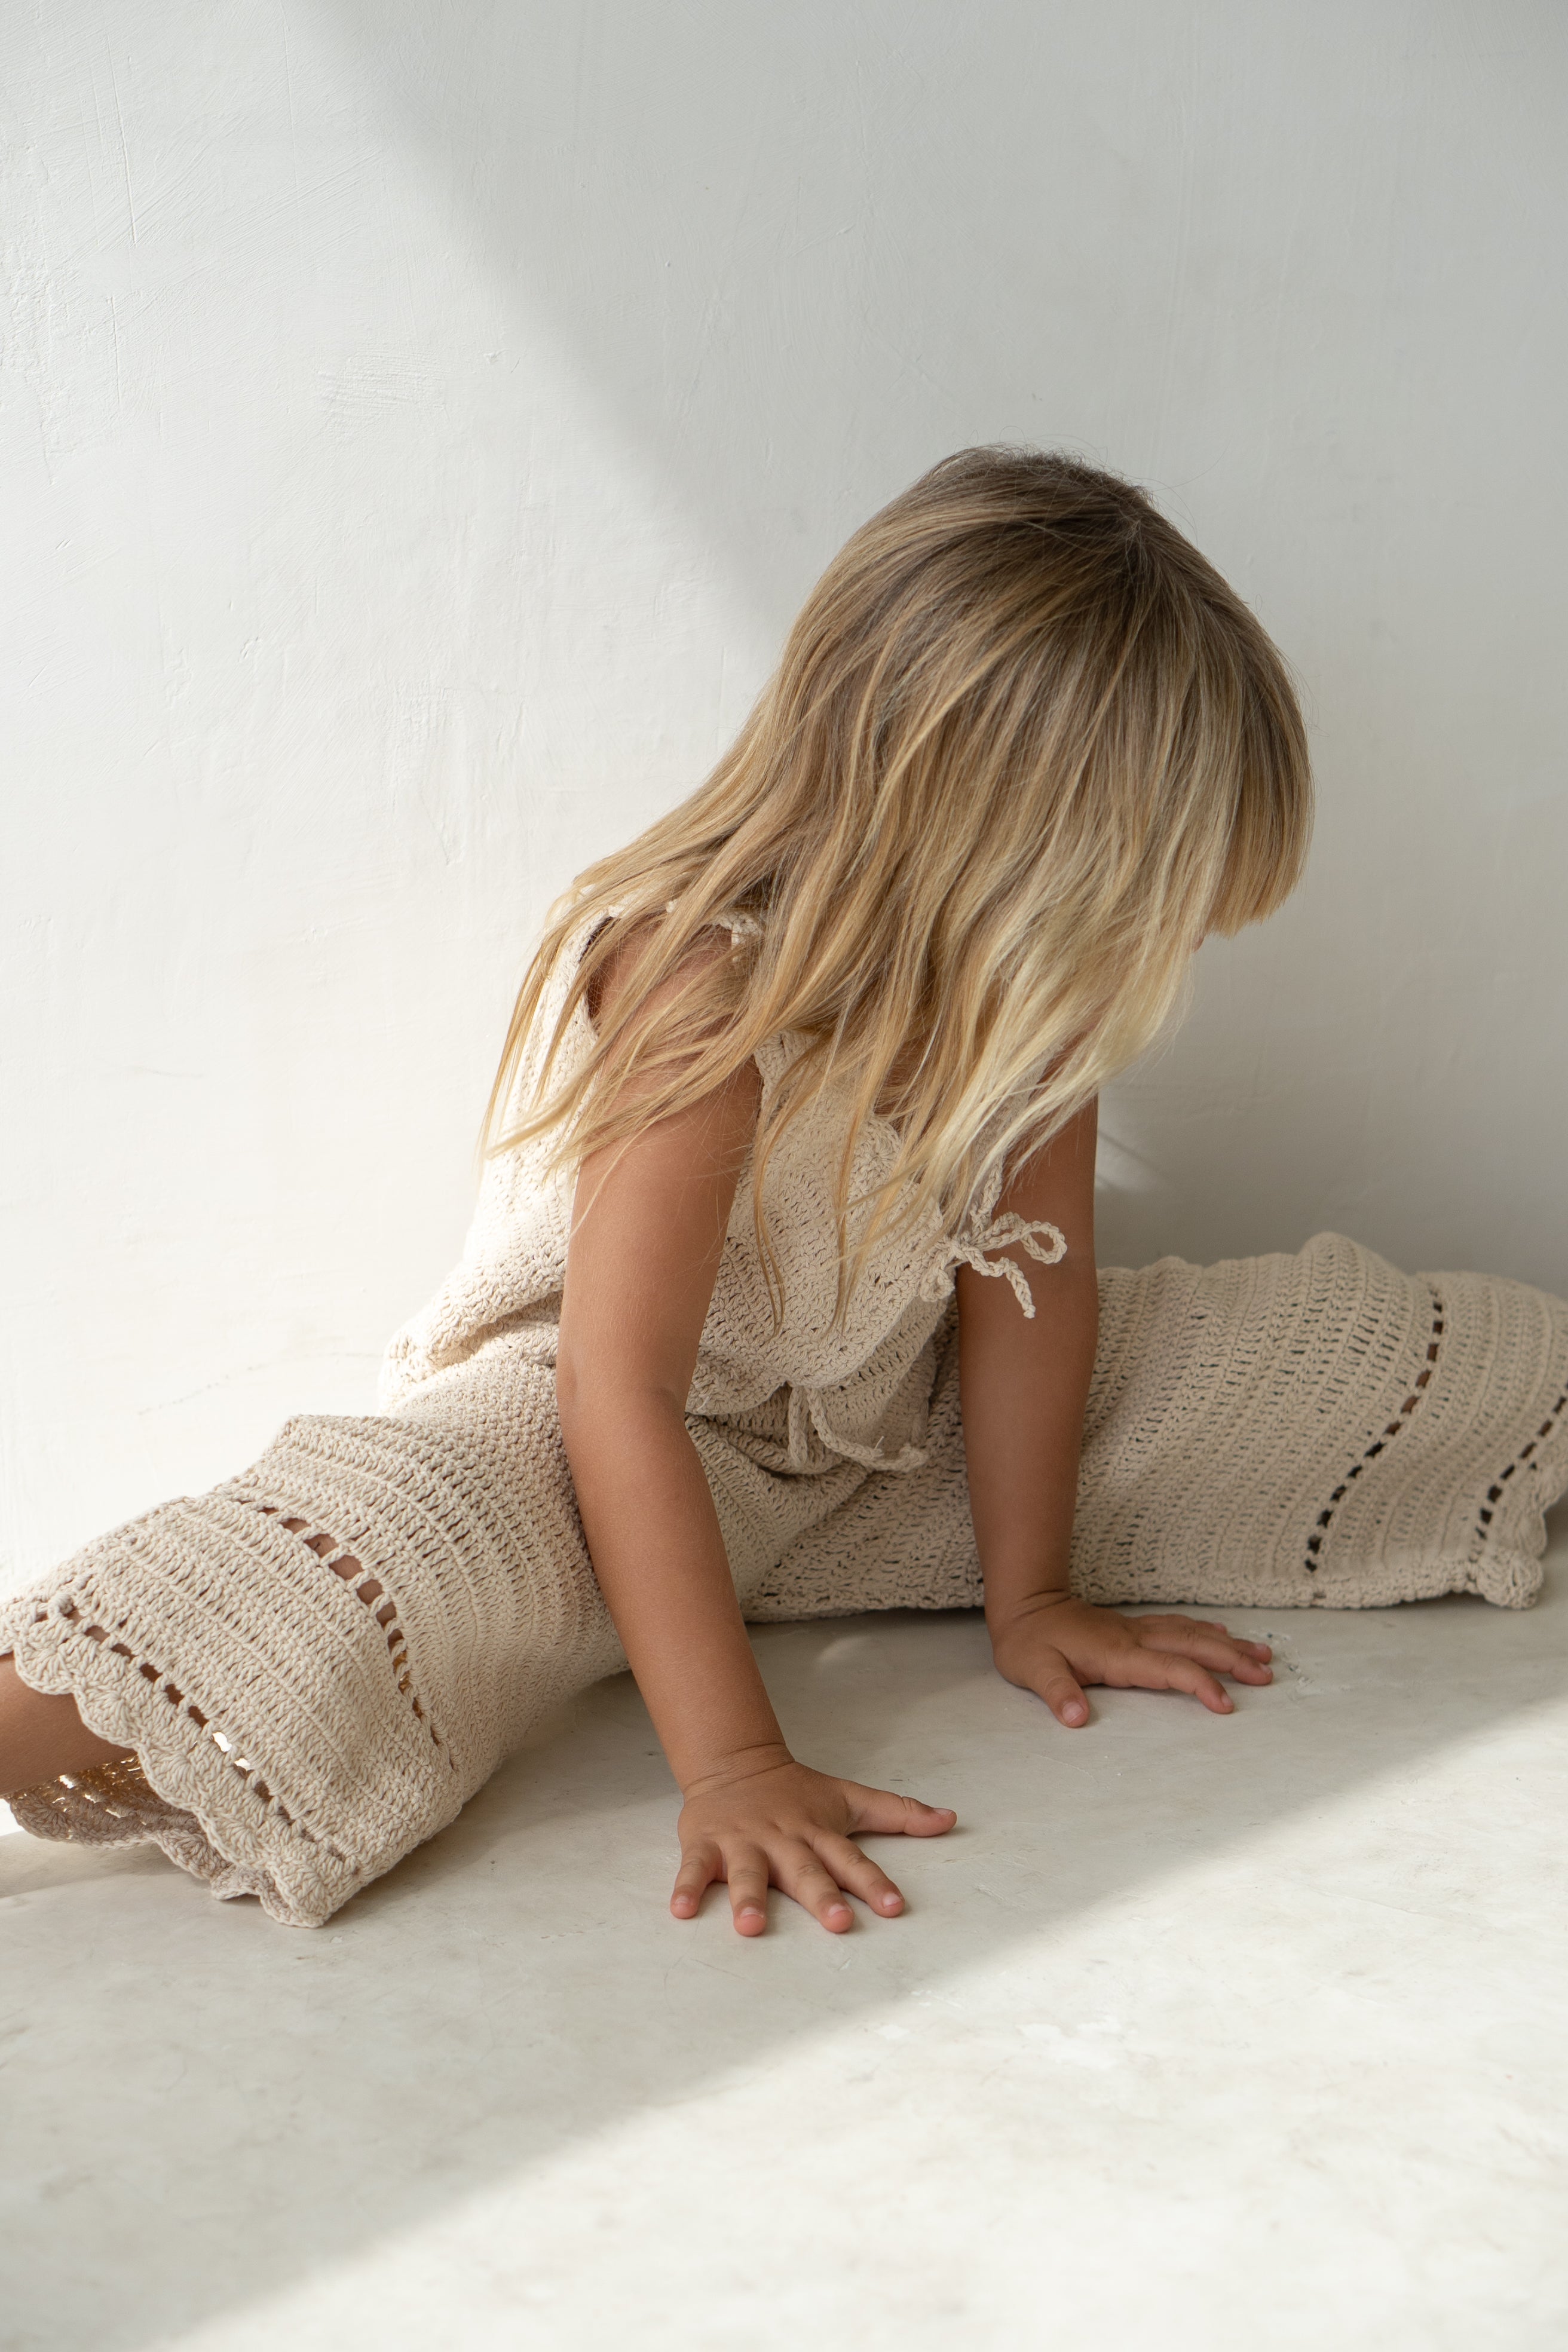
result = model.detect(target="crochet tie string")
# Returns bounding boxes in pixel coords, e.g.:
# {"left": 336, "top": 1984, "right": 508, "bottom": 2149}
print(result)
{"left": 778, "top": 1208, "right": 1069, "bottom": 1479}
{"left": 920, "top": 1209, "right": 1068, "bottom": 1320}
{"left": 783, "top": 1382, "right": 929, "bottom": 1477}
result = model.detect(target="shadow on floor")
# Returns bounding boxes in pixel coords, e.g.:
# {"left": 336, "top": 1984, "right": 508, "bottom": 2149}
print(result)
{"left": 4, "top": 1508, "right": 1566, "bottom": 2352}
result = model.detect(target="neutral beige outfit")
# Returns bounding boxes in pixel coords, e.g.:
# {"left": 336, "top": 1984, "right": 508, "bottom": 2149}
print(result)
{"left": 5, "top": 917, "right": 1566, "bottom": 1925}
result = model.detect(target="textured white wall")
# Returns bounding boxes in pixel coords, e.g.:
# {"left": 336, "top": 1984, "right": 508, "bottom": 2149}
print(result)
{"left": 4, "top": 1, "right": 1565, "bottom": 1582}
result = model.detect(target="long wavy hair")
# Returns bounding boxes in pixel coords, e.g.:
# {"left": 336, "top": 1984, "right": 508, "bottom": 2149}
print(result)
{"left": 483, "top": 446, "right": 1312, "bottom": 1315}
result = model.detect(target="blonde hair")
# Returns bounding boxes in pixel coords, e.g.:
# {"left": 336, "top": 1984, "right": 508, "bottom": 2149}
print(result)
{"left": 485, "top": 446, "right": 1312, "bottom": 1313}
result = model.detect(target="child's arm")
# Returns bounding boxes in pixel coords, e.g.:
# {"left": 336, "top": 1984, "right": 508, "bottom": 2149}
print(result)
{"left": 957, "top": 1098, "right": 1273, "bottom": 1723}
{"left": 556, "top": 953, "right": 954, "bottom": 1937}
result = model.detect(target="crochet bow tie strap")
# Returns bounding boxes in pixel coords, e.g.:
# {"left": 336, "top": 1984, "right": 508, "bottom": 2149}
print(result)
{"left": 919, "top": 1209, "right": 1068, "bottom": 1319}
{"left": 778, "top": 1209, "right": 1070, "bottom": 1478}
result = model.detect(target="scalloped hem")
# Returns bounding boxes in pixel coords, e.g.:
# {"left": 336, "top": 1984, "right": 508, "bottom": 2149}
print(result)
{"left": 1, "top": 1596, "right": 370, "bottom": 1928}
{"left": 7, "top": 1754, "right": 285, "bottom": 1907}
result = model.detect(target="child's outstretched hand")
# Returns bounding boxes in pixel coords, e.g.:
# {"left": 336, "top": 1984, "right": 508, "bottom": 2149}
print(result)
{"left": 990, "top": 1595, "right": 1273, "bottom": 1727}
{"left": 672, "top": 1751, "right": 957, "bottom": 1937}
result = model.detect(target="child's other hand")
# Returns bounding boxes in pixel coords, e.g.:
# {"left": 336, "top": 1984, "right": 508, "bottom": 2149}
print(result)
{"left": 672, "top": 1753, "right": 957, "bottom": 1937}
{"left": 990, "top": 1595, "right": 1272, "bottom": 1727}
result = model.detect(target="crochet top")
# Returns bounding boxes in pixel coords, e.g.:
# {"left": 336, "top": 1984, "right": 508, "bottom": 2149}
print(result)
{"left": 379, "top": 911, "right": 1066, "bottom": 1474}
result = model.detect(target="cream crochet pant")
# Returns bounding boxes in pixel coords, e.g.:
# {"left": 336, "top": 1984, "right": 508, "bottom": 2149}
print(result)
{"left": 5, "top": 1235, "right": 1565, "bottom": 1928}
{"left": 1, "top": 1316, "right": 979, "bottom": 1928}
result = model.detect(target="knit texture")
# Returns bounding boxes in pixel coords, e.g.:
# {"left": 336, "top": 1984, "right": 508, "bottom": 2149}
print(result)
{"left": 1076, "top": 1235, "right": 1568, "bottom": 1611}
{"left": 4, "top": 915, "right": 1564, "bottom": 1924}
{"left": 1, "top": 1402, "right": 623, "bottom": 1924}
{"left": 379, "top": 911, "right": 1067, "bottom": 1475}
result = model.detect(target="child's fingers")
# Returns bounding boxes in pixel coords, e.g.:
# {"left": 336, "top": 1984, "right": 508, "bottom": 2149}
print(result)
{"left": 1009, "top": 1644, "right": 1091, "bottom": 1727}
{"left": 1141, "top": 1615, "right": 1273, "bottom": 1666}
{"left": 776, "top": 1842, "right": 856, "bottom": 1934}
{"left": 1117, "top": 1650, "right": 1233, "bottom": 1712}
{"left": 842, "top": 1783, "right": 958, "bottom": 1839}
{"left": 1134, "top": 1622, "right": 1273, "bottom": 1684}
{"left": 1038, "top": 1666, "right": 1091, "bottom": 1727}
{"left": 1140, "top": 1630, "right": 1273, "bottom": 1683}
{"left": 812, "top": 1831, "right": 905, "bottom": 1917}
{"left": 725, "top": 1845, "right": 773, "bottom": 1936}
{"left": 670, "top": 1841, "right": 722, "bottom": 1919}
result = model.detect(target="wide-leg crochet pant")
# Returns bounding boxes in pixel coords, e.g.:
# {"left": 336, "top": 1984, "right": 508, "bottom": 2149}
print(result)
{"left": 4, "top": 1235, "right": 1565, "bottom": 1927}
{"left": 0, "top": 1318, "right": 979, "bottom": 1927}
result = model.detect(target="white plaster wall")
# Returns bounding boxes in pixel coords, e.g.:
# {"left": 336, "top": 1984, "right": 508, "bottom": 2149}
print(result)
{"left": 3, "top": 0, "right": 1564, "bottom": 1582}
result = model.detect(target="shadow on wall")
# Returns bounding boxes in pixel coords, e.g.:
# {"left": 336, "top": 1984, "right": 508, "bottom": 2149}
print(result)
{"left": 306, "top": 0, "right": 1559, "bottom": 633}
{"left": 313, "top": 0, "right": 1568, "bottom": 1296}
{"left": 4, "top": 1512, "right": 1566, "bottom": 2351}
{"left": 306, "top": 0, "right": 1451, "bottom": 625}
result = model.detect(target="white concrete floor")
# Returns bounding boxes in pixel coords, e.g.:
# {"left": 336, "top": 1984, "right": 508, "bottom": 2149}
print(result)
{"left": 4, "top": 1511, "right": 1567, "bottom": 2352}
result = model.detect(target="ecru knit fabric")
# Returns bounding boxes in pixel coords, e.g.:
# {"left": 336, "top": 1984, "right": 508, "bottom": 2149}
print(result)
{"left": 1075, "top": 1233, "right": 1568, "bottom": 1613}
{"left": 4, "top": 916, "right": 1566, "bottom": 1925}
{"left": 376, "top": 910, "right": 1065, "bottom": 1475}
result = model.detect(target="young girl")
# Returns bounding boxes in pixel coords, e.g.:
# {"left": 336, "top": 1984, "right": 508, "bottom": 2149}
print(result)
{"left": 0, "top": 448, "right": 1324, "bottom": 1931}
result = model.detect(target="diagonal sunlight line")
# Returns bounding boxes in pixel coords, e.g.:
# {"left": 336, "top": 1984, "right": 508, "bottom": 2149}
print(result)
{"left": 151, "top": 1677, "right": 1568, "bottom": 2351}
{"left": 296, "top": 0, "right": 780, "bottom": 661}
{"left": 5, "top": 1560, "right": 1565, "bottom": 2352}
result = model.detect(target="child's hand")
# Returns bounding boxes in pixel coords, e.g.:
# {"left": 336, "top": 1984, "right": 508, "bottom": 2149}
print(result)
{"left": 990, "top": 1595, "right": 1273, "bottom": 1726}
{"left": 672, "top": 1753, "right": 957, "bottom": 1937}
